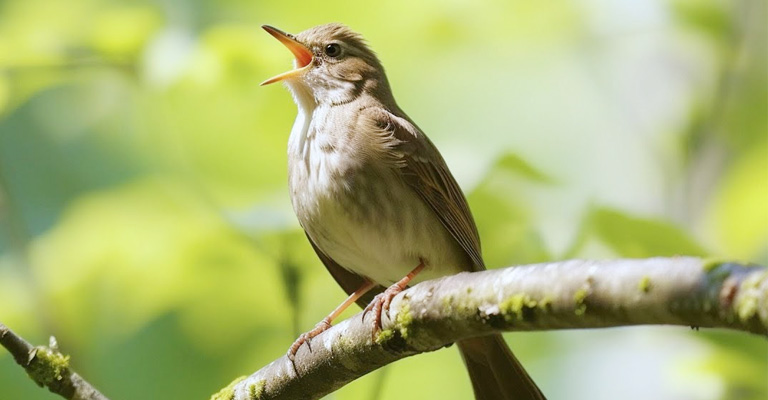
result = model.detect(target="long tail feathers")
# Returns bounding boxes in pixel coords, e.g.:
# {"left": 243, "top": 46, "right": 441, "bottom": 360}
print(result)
{"left": 457, "top": 334, "right": 546, "bottom": 400}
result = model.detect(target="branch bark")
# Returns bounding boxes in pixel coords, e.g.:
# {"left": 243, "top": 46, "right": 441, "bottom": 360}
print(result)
{"left": 0, "top": 323, "right": 108, "bottom": 400}
{"left": 214, "top": 257, "right": 768, "bottom": 400}
{"left": 3, "top": 257, "right": 766, "bottom": 400}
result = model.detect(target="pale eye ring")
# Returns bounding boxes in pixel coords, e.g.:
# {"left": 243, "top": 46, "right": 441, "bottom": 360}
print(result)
{"left": 324, "top": 43, "right": 342, "bottom": 58}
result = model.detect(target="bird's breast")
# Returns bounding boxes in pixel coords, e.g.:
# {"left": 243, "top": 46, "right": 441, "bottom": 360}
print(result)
{"left": 287, "top": 110, "right": 465, "bottom": 285}
{"left": 288, "top": 116, "right": 395, "bottom": 239}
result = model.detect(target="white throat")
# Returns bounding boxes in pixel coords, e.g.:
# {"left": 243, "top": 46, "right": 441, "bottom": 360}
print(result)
{"left": 285, "top": 80, "right": 318, "bottom": 154}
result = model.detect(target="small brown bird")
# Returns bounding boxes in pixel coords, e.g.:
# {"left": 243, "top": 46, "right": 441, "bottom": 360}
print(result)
{"left": 262, "top": 23, "right": 546, "bottom": 400}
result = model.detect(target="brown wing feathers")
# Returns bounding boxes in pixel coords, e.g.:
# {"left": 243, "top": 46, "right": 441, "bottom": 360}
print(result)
{"left": 367, "top": 107, "right": 485, "bottom": 271}
{"left": 307, "top": 107, "right": 484, "bottom": 301}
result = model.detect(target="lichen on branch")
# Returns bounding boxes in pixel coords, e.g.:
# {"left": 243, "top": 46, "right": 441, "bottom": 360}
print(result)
{"left": 221, "top": 257, "right": 767, "bottom": 400}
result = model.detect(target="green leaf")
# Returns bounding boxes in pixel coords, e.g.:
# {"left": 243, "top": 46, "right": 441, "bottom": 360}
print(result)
{"left": 670, "top": 0, "right": 731, "bottom": 43}
{"left": 707, "top": 145, "right": 768, "bottom": 261}
{"left": 494, "top": 153, "right": 556, "bottom": 184}
{"left": 580, "top": 206, "right": 708, "bottom": 258}
{"left": 695, "top": 331, "right": 768, "bottom": 400}
{"left": 468, "top": 164, "right": 552, "bottom": 267}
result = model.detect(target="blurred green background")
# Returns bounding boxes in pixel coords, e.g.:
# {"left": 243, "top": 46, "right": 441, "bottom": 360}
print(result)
{"left": 0, "top": 0, "right": 766, "bottom": 399}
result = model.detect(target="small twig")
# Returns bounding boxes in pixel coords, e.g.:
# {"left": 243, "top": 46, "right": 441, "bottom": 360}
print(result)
{"left": 0, "top": 323, "right": 109, "bottom": 400}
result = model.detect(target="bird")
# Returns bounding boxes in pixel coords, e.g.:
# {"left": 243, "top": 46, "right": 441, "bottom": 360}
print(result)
{"left": 261, "top": 23, "right": 546, "bottom": 400}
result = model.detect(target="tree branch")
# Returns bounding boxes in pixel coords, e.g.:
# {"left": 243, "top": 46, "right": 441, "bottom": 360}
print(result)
{"left": 214, "top": 257, "right": 768, "bottom": 400}
{"left": 0, "top": 323, "right": 109, "bottom": 400}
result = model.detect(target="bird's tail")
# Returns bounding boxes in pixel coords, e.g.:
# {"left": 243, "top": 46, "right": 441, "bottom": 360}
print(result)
{"left": 457, "top": 334, "right": 546, "bottom": 400}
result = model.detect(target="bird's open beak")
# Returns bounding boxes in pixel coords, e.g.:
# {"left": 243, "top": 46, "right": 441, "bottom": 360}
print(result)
{"left": 260, "top": 25, "right": 314, "bottom": 86}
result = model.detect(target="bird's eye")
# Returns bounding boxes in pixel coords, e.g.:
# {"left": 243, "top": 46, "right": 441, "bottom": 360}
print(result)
{"left": 324, "top": 43, "right": 342, "bottom": 58}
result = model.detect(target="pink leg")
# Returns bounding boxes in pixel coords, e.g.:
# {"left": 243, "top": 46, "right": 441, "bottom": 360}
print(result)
{"left": 288, "top": 279, "right": 376, "bottom": 360}
{"left": 363, "top": 261, "right": 426, "bottom": 337}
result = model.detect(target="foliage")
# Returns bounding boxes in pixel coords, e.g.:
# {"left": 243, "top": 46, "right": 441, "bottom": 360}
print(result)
{"left": 0, "top": 0, "right": 765, "bottom": 399}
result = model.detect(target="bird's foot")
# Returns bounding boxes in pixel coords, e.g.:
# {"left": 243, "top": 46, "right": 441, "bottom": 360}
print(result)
{"left": 362, "top": 261, "right": 426, "bottom": 341}
{"left": 362, "top": 283, "right": 405, "bottom": 340}
{"left": 287, "top": 317, "right": 331, "bottom": 373}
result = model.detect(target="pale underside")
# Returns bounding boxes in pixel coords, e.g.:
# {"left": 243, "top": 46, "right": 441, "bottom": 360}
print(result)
{"left": 285, "top": 80, "right": 469, "bottom": 285}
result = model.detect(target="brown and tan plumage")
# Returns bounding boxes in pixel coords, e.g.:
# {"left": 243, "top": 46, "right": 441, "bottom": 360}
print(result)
{"left": 262, "top": 23, "right": 546, "bottom": 400}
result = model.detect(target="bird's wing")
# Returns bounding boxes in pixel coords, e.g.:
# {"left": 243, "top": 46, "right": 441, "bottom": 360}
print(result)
{"left": 305, "top": 233, "right": 385, "bottom": 306}
{"left": 360, "top": 107, "right": 485, "bottom": 271}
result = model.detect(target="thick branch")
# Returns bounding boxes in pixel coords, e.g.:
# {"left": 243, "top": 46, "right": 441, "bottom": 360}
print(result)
{"left": 216, "top": 257, "right": 768, "bottom": 400}
{"left": 0, "top": 323, "right": 108, "bottom": 400}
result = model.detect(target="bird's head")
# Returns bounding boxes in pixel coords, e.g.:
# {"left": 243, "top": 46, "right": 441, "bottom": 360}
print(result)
{"left": 261, "top": 23, "right": 391, "bottom": 106}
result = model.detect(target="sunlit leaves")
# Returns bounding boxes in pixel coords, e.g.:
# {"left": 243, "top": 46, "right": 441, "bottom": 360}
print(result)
{"left": 469, "top": 153, "right": 554, "bottom": 267}
{"left": 29, "top": 177, "right": 289, "bottom": 353}
{"left": 0, "top": 0, "right": 765, "bottom": 399}
{"left": 671, "top": 0, "right": 732, "bottom": 43}
{"left": 567, "top": 206, "right": 708, "bottom": 259}
{"left": 89, "top": 6, "right": 164, "bottom": 60}
{"left": 707, "top": 145, "right": 768, "bottom": 261}
{"left": 695, "top": 331, "right": 768, "bottom": 400}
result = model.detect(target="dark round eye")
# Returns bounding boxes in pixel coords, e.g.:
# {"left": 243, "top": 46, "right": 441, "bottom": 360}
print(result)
{"left": 324, "top": 43, "right": 342, "bottom": 58}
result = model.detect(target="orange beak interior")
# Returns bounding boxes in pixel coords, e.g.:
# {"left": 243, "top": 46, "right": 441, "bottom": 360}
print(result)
{"left": 261, "top": 25, "right": 314, "bottom": 86}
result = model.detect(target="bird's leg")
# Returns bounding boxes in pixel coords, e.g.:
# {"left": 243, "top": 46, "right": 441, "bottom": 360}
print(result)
{"left": 288, "top": 279, "right": 376, "bottom": 362}
{"left": 363, "top": 260, "right": 425, "bottom": 337}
